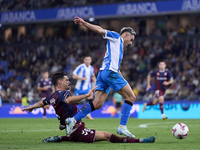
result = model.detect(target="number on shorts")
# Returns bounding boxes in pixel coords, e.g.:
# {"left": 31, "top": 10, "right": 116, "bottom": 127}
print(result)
{"left": 81, "top": 128, "right": 91, "bottom": 136}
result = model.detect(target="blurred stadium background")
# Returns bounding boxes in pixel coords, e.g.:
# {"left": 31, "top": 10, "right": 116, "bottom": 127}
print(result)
{"left": 0, "top": 0, "right": 199, "bottom": 118}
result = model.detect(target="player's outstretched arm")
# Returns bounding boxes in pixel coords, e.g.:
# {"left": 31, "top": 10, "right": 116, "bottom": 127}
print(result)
{"left": 74, "top": 16, "right": 106, "bottom": 36}
{"left": 22, "top": 100, "right": 45, "bottom": 112}
{"left": 146, "top": 75, "right": 151, "bottom": 91}
{"left": 65, "top": 86, "right": 97, "bottom": 104}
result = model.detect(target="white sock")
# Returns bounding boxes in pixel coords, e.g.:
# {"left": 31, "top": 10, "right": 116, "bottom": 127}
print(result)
{"left": 162, "top": 114, "right": 166, "bottom": 117}
{"left": 119, "top": 125, "right": 126, "bottom": 129}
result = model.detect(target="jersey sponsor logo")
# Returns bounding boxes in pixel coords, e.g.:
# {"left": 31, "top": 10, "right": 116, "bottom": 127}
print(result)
{"left": 156, "top": 77, "right": 167, "bottom": 80}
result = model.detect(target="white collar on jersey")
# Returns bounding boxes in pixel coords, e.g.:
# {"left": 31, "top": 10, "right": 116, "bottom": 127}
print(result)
{"left": 159, "top": 70, "right": 165, "bottom": 72}
{"left": 83, "top": 63, "right": 90, "bottom": 68}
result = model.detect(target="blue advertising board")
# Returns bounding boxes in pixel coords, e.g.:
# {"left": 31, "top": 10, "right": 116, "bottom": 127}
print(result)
{"left": 0, "top": 0, "right": 200, "bottom": 24}
{"left": 0, "top": 101, "right": 199, "bottom": 119}
{"left": 0, "top": 101, "right": 138, "bottom": 118}
{"left": 138, "top": 101, "right": 200, "bottom": 119}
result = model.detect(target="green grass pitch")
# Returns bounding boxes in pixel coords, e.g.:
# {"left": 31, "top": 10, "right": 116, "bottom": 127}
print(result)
{"left": 0, "top": 118, "right": 199, "bottom": 150}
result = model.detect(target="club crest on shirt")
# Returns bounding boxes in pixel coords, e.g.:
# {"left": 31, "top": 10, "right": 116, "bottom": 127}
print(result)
{"left": 50, "top": 98, "right": 55, "bottom": 104}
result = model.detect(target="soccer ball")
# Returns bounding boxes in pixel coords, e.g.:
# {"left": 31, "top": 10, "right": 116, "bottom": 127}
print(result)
{"left": 172, "top": 123, "right": 189, "bottom": 139}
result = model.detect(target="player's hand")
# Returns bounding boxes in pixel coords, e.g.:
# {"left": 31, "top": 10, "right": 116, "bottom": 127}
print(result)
{"left": 22, "top": 107, "right": 34, "bottom": 113}
{"left": 74, "top": 17, "right": 85, "bottom": 25}
{"left": 86, "top": 86, "right": 97, "bottom": 97}
{"left": 146, "top": 85, "right": 151, "bottom": 91}
{"left": 163, "top": 81, "right": 169, "bottom": 86}
{"left": 82, "top": 77, "right": 87, "bottom": 80}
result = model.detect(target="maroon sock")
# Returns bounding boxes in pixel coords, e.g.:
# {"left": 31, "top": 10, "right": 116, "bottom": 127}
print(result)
{"left": 110, "top": 134, "right": 139, "bottom": 143}
{"left": 43, "top": 108, "right": 46, "bottom": 116}
{"left": 61, "top": 136, "right": 70, "bottom": 141}
{"left": 159, "top": 103, "right": 164, "bottom": 114}
{"left": 147, "top": 101, "right": 154, "bottom": 106}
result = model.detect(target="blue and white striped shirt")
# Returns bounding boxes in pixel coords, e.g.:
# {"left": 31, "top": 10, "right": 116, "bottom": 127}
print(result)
{"left": 100, "top": 30, "right": 124, "bottom": 72}
{"left": 73, "top": 63, "right": 94, "bottom": 91}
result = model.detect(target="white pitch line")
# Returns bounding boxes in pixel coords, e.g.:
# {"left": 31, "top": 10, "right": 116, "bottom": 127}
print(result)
{"left": 139, "top": 122, "right": 200, "bottom": 128}
{"left": 139, "top": 122, "right": 178, "bottom": 128}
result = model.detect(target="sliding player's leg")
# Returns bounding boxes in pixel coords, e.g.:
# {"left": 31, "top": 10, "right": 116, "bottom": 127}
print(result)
{"left": 94, "top": 130, "right": 156, "bottom": 143}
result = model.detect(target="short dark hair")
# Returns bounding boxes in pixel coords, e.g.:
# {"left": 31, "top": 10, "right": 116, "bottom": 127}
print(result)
{"left": 83, "top": 55, "right": 92, "bottom": 59}
{"left": 157, "top": 60, "right": 166, "bottom": 66}
{"left": 52, "top": 71, "right": 67, "bottom": 86}
{"left": 120, "top": 27, "right": 136, "bottom": 35}
{"left": 42, "top": 69, "right": 48, "bottom": 73}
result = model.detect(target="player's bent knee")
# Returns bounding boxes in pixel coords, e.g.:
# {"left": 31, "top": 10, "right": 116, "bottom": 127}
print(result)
{"left": 159, "top": 97, "right": 164, "bottom": 103}
{"left": 153, "top": 101, "right": 158, "bottom": 105}
{"left": 132, "top": 95, "right": 136, "bottom": 102}
{"left": 127, "top": 95, "right": 136, "bottom": 103}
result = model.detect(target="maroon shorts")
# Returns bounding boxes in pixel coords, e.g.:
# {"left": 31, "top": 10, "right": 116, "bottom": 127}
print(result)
{"left": 69, "top": 122, "right": 96, "bottom": 143}
{"left": 154, "top": 90, "right": 165, "bottom": 98}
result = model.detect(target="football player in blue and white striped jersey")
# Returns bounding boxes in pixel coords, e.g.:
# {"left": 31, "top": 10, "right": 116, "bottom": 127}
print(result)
{"left": 66, "top": 17, "right": 137, "bottom": 139}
